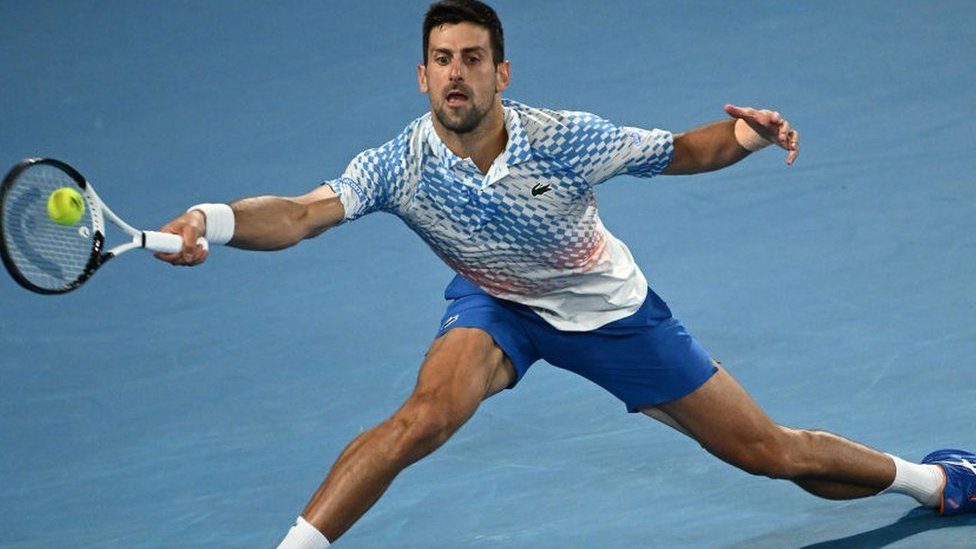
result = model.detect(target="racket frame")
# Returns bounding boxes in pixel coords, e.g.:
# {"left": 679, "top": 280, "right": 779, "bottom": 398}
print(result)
{"left": 1, "top": 157, "right": 197, "bottom": 294}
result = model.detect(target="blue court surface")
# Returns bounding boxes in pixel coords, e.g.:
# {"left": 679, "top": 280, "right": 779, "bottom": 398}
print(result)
{"left": 2, "top": 1, "right": 975, "bottom": 547}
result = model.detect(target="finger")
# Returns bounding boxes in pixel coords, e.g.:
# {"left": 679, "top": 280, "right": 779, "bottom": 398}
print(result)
{"left": 724, "top": 104, "right": 754, "bottom": 119}
{"left": 181, "top": 244, "right": 196, "bottom": 264}
{"left": 777, "top": 120, "right": 792, "bottom": 145}
{"left": 165, "top": 225, "right": 203, "bottom": 263}
{"left": 182, "top": 230, "right": 200, "bottom": 252}
{"left": 786, "top": 130, "right": 799, "bottom": 165}
{"left": 173, "top": 211, "right": 206, "bottom": 260}
{"left": 190, "top": 244, "right": 210, "bottom": 265}
{"left": 154, "top": 241, "right": 208, "bottom": 266}
{"left": 154, "top": 251, "right": 182, "bottom": 264}
{"left": 180, "top": 242, "right": 209, "bottom": 265}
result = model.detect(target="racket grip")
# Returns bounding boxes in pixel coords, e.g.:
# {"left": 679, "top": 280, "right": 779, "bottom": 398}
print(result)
{"left": 142, "top": 231, "right": 209, "bottom": 254}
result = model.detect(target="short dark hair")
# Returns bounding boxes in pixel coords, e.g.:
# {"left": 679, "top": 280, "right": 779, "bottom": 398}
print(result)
{"left": 422, "top": 0, "right": 505, "bottom": 65}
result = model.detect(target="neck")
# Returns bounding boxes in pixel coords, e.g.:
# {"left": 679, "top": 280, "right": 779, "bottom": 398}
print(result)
{"left": 432, "top": 99, "right": 507, "bottom": 174}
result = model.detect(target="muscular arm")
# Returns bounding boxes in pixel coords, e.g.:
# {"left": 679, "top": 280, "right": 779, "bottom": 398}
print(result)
{"left": 663, "top": 104, "right": 799, "bottom": 175}
{"left": 663, "top": 119, "right": 748, "bottom": 175}
{"left": 155, "top": 183, "right": 345, "bottom": 265}
{"left": 229, "top": 185, "right": 344, "bottom": 250}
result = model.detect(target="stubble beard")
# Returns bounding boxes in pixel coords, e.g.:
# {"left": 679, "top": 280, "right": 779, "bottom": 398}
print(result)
{"left": 432, "top": 92, "right": 495, "bottom": 135}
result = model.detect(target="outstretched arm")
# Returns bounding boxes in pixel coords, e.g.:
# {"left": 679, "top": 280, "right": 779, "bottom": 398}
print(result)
{"left": 663, "top": 104, "right": 799, "bottom": 175}
{"left": 154, "top": 183, "right": 345, "bottom": 266}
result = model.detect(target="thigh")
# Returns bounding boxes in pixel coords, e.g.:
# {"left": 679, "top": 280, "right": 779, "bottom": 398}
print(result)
{"left": 643, "top": 364, "right": 781, "bottom": 457}
{"left": 414, "top": 327, "right": 518, "bottom": 410}
{"left": 435, "top": 290, "right": 540, "bottom": 388}
{"left": 645, "top": 365, "right": 895, "bottom": 489}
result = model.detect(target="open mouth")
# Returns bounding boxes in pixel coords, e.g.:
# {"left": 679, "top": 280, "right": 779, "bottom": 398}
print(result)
{"left": 445, "top": 88, "right": 469, "bottom": 107}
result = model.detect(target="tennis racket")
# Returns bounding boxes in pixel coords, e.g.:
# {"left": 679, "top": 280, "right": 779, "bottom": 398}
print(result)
{"left": 0, "top": 157, "right": 206, "bottom": 294}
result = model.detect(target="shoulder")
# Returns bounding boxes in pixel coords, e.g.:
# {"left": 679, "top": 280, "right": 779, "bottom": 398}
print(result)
{"left": 505, "top": 99, "right": 619, "bottom": 151}
{"left": 504, "top": 99, "right": 673, "bottom": 183}
{"left": 505, "top": 99, "right": 632, "bottom": 175}
{"left": 505, "top": 99, "right": 605, "bottom": 132}
{"left": 334, "top": 113, "right": 432, "bottom": 218}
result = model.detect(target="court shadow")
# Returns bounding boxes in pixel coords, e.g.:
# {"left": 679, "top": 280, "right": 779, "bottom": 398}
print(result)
{"left": 800, "top": 508, "right": 976, "bottom": 548}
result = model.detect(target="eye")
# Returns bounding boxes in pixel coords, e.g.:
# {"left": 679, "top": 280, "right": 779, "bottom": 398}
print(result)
{"left": 465, "top": 56, "right": 481, "bottom": 65}
{"left": 434, "top": 55, "right": 449, "bottom": 65}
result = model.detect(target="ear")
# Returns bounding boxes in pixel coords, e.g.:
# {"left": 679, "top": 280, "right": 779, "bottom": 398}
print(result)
{"left": 417, "top": 63, "right": 429, "bottom": 94}
{"left": 495, "top": 60, "right": 511, "bottom": 93}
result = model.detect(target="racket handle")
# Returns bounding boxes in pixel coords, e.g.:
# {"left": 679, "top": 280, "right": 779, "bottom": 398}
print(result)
{"left": 142, "top": 231, "right": 209, "bottom": 254}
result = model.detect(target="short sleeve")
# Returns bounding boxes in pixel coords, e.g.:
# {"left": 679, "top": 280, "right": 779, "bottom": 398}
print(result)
{"left": 324, "top": 123, "right": 416, "bottom": 222}
{"left": 562, "top": 111, "right": 674, "bottom": 185}
{"left": 326, "top": 148, "right": 390, "bottom": 222}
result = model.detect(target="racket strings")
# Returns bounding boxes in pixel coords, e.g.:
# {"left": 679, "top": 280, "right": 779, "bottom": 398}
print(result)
{"left": 1, "top": 164, "right": 96, "bottom": 292}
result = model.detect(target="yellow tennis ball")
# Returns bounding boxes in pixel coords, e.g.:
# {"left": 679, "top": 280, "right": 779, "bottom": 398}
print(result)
{"left": 47, "top": 187, "right": 86, "bottom": 226}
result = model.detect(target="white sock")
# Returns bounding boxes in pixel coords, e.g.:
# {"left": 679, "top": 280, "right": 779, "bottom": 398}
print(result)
{"left": 880, "top": 454, "right": 944, "bottom": 508}
{"left": 276, "top": 517, "right": 330, "bottom": 549}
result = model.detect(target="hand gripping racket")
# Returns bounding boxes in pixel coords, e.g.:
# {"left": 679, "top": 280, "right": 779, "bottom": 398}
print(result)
{"left": 0, "top": 157, "right": 206, "bottom": 294}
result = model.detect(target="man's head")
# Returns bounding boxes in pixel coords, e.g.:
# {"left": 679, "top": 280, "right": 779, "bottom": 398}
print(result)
{"left": 422, "top": 0, "right": 504, "bottom": 66}
{"left": 418, "top": 0, "right": 510, "bottom": 136}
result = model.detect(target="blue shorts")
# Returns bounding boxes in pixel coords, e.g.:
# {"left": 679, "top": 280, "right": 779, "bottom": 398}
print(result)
{"left": 435, "top": 276, "right": 718, "bottom": 412}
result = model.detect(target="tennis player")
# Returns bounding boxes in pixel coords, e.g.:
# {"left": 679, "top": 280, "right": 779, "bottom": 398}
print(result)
{"left": 157, "top": 1, "right": 976, "bottom": 546}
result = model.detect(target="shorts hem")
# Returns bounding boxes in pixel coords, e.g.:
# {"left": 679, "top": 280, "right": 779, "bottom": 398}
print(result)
{"left": 623, "top": 363, "right": 719, "bottom": 413}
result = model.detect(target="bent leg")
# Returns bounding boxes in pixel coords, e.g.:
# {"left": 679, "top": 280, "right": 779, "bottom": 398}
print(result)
{"left": 643, "top": 364, "right": 895, "bottom": 499}
{"left": 302, "top": 327, "right": 516, "bottom": 541}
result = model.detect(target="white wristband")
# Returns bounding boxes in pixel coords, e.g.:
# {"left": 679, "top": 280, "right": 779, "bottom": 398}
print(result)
{"left": 187, "top": 203, "right": 235, "bottom": 245}
{"left": 733, "top": 118, "right": 773, "bottom": 152}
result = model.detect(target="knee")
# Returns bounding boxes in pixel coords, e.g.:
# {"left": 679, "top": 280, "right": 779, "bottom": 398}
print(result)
{"left": 385, "top": 396, "right": 464, "bottom": 464}
{"left": 721, "top": 426, "right": 812, "bottom": 480}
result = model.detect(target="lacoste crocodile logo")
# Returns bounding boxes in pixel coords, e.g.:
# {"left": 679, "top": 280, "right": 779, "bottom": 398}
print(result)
{"left": 531, "top": 183, "right": 552, "bottom": 196}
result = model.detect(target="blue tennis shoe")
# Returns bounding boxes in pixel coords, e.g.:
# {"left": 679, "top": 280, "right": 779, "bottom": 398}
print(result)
{"left": 921, "top": 449, "right": 976, "bottom": 515}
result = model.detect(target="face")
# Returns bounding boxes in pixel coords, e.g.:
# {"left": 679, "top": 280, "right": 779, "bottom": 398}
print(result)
{"left": 418, "top": 22, "right": 510, "bottom": 135}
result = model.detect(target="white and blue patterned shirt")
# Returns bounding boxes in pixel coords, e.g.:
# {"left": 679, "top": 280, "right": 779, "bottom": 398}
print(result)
{"left": 327, "top": 99, "right": 674, "bottom": 331}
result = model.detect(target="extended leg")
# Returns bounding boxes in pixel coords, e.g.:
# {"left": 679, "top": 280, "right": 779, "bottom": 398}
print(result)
{"left": 644, "top": 364, "right": 895, "bottom": 499}
{"left": 294, "top": 328, "right": 515, "bottom": 543}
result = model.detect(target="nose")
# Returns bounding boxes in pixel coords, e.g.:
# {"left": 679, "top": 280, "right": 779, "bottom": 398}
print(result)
{"left": 449, "top": 58, "right": 463, "bottom": 81}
